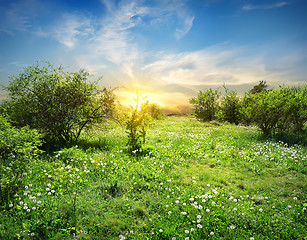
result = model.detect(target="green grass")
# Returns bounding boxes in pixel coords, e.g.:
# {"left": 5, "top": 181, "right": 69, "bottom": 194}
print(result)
{"left": 1, "top": 116, "right": 306, "bottom": 239}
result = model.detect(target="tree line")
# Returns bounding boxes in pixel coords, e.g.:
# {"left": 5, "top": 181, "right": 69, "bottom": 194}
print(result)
{"left": 189, "top": 81, "right": 307, "bottom": 137}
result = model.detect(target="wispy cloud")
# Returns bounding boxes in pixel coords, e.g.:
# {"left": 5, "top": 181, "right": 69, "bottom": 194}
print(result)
{"left": 242, "top": 2, "right": 289, "bottom": 11}
{"left": 52, "top": 13, "right": 94, "bottom": 49}
{"left": 175, "top": 16, "right": 194, "bottom": 40}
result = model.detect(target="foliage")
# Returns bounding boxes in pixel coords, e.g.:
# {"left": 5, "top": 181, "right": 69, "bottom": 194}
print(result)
{"left": 249, "top": 80, "right": 268, "bottom": 94}
{"left": 124, "top": 93, "right": 152, "bottom": 151}
{"left": 147, "top": 103, "right": 163, "bottom": 119}
{"left": 217, "top": 87, "right": 241, "bottom": 124}
{"left": 0, "top": 117, "right": 306, "bottom": 239}
{"left": 242, "top": 86, "right": 307, "bottom": 136}
{"left": 0, "top": 115, "right": 42, "bottom": 208}
{"left": 2, "top": 61, "right": 116, "bottom": 143}
{"left": 189, "top": 88, "right": 220, "bottom": 122}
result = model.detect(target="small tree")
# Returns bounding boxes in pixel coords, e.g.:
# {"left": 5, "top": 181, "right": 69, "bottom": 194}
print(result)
{"left": 125, "top": 93, "right": 152, "bottom": 151}
{"left": 147, "top": 103, "right": 163, "bottom": 119}
{"left": 189, "top": 89, "right": 220, "bottom": 122}
{"left": 217, "top": 87, "right": 241, "bottom": 125}
{"left": 249, "top": 80, "right": 268, "bottom": 94}
{"left": 2, "top": 61, "right": 115, "bottom": 143}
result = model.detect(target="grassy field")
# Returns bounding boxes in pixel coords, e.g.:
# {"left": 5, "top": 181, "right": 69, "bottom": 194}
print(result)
{"left": 1, "top": 116, "right": 306, "bottom": 239}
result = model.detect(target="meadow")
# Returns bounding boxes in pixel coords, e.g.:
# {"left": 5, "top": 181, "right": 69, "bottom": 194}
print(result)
{"left": 1, "top": 116, "right": 306, "bottom": 239}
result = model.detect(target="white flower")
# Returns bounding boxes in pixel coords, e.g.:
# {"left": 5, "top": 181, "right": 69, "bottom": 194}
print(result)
{"left": 233, "top": 208, "right": 237, "bottom": 211}
{"left": 293, "top": 197, "right": 297, "bottom": 200}
{"left": 172, "top": 237, "right": 176, "bottom": 240}
{"left": 250, "top": 237, "right": 255, "bottom": 240}
{"left": 47, "top": 183, "right": 51, "bottom": 187}
{"left": 197, "top": 215, "right": 202, "bottom": 219}
{"left": 190, "top": 228, "right": 194, "bottom": 232}
{"left": 259, "top": 208, "right": 263, "bottom": 212}
{"left": 159, "top": 229, "right": 163, "bottom": 233}
{"left": 210, "top": 232, "right": 214, "bottom": 235}
{"left": 206, "top": 208, "right": 210, "bottom": 212}
{"left": 185, "top": 230, "right": 189, "bottom": 234}
{"left": 230, "top": 225, "right": 235, "bottom": 229}
{"left": 197, "top": 224, "right": 203, "bottom": 229}
{"left": 175, "top": 200, "right": 179, "bottom": 204}
{"left": 9, "top": 204, "right": 13, "bottom": 207}
{"left": 168, "top": 211, "right": 172, "bottom": 215}
{"left": 46, "top": 188, "right": 50, "bottom": 191}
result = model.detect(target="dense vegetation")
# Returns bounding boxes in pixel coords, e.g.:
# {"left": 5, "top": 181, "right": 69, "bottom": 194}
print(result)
{"left": 0, "top": 116, "right": 306, "bottom": 239}
{"left": 190, "top": 82, "right": 307, "bottom": 137}
{"left": 0, "top": 64, "right": 306, "bottom": 239}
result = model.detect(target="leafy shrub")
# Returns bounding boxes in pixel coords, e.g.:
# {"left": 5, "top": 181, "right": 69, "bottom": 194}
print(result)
{"left": 189, "top": 89, "right": 220, "bottom": 122}
{"left": 0, "top": 116, "right": 42, "bottom": 207}
{"left": 124, "top": 94, "right": 152, "bottom": 152}
{"left": 241, "top": 85, "right": 307, "bottom": 136}
{"left": 217, "top": 88, "right": 241, "bottom": 124}
{"left": 2, "top": 61, "right": 116, "bottom": 143}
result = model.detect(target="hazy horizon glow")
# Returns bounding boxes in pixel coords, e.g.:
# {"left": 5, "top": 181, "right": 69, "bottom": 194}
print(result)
{"left": 0, "top": 0, "right": 306, "bottom": 110}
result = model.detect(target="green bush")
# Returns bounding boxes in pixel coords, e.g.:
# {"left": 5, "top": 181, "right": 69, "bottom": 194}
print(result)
{"left": 241, "top": 85, "right": 307, "bottom": 136}
{"left": 0, "top": 116, "right": 42, "bottom": 208}
{"left": 189, "top": 89, "right": 220, "bottom": 122}
{"left": 217, "top": 89, "right": 241, "bottom": 125}
{"left": 2, "top": 61, "right": 116, "bottom": 143}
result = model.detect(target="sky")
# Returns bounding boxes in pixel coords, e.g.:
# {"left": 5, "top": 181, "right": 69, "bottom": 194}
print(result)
{"left": 0, "top": 0, "right": 306, "bottom": 111}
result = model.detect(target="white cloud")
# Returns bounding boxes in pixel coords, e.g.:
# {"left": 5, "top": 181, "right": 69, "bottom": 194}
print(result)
{"left": 242, "top": 2, "right": 289, "bottom": 11}
{"left": 52, "top": 13, "right": 94, "bottom": 49}
{"left": 175, "top": 16, "right": 194, "bottom": 40}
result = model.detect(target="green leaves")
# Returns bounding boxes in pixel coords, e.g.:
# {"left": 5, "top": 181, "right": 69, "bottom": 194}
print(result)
{"left": 2, "top": 61, "right": 116, "bottom": 143}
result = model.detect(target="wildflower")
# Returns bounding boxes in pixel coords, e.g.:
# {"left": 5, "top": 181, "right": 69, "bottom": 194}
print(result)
{"left": 288, "top": 205, "right": 292, "bottom": 209}
{"left": 172, "top": 237, "right": 176, "bottom": 240}
{"left": 185, "top": 230, "right": 189, "bottom": 234}
{"left": 9, "top": 204, "right": 13, "bottom": 207}
{"left": 207, "top": 184, "right": 210, "bottom": 187}
{"left": 210, "top": 232, "right": 214, "bottom": 235}
{"left": 175, "top": 200, "right": 179, "bottom": 204}
{"left": 233, "top": 208, "right": 237, "bottom": 211}
{"left": 197, "top": 224, "right": 203, "bottom": 229}
{"left": 190, "top": 228, "right": 194, "bottom": 232}
{"left": 181, "top": 212, "right": 187, "bottom": 215}
{"left": 259, "top": 208, "right": 263, "bottom": 212}
{"left": 159, "top": 229, "right": 163, "bottom": 233}
{"left": 168, "top": 211, "right": 172, "bottom": 215}
{"left": 25, "top": 186, "right": 28, "bottom": 189}
{"left": 47, "top": 183, "right": 51, "bottom": 187}
{"left": 206, "top": 208, "right": 210, "bottom": 212}
{"left": 230, "top": 225, "right": 235, "bottom": 229}
{"left": 293, "top": 197, "right": 297, "bottom": 200}
{"left": 250, "top": 238, "right": 255, "bottom": 240}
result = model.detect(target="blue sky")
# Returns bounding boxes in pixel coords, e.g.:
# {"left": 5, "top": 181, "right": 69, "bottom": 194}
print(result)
{"left": 0, "top": 0, "right": 306, "bottom": 109}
